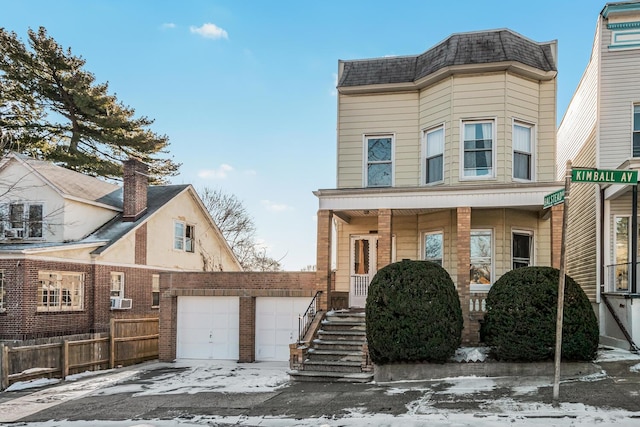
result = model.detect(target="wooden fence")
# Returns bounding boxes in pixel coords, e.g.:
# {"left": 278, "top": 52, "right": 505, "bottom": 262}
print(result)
{"left": 0, "top": 317, "right": 159, "bottom": 390}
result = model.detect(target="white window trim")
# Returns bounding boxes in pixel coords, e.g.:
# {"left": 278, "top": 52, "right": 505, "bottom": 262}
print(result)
{"left": 1, "top": 201, "right": 45, "bottom": 240}
{"left": 512, "top": 119, "right": 536, "bottom": 182}
{"left": 460, "top": 118, "right": 497, "bottom": 181}
{"left": 363, "top": 133, "right": 395, "bottom": 188}
{"left": 152, "top": 274, "right": 160, "bottom": 308}
{"left": 173, "top": 220, "right": 195, "bottom": 253}
{"left": 512, "top": 229, "right": 534, "bottom": 269}
{"left": 422, "top": 124, "right": 445, "bottom": 186}
{"left": 37, "top": 271, "right": 85, "bottom": 312}
{"left": 110, "top": 272, "right": 125, "bottom": 298}
{"left": 421, "top": 230, "right": 444, "bottom": 265}
{"left": 470, "top": 228, "right": 494, "bottom": 292}
{"left": 633, "top": 104, "right": 640, "bottom": 158}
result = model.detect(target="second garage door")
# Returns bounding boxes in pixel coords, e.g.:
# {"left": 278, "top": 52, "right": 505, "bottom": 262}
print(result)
{"left": 176, "top": 296, "right": 239, "bottom": 360}
{"left": 255, "top": 297, "right": 312, "bottom": 361}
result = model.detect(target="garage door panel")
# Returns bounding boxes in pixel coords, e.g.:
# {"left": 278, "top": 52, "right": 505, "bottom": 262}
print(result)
{"left": 255, "top": 297, "right": 312, "bottom": 361}
{"left": 177, "top": 296, "right": 239, "bottom": 360}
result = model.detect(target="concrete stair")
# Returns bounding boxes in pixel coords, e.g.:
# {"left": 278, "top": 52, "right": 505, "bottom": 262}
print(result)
{"left": 289, "top": 309, "right": 373, "bottom": 383}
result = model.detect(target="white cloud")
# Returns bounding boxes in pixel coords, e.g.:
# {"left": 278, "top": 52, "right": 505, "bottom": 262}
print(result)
{"left": 161, "top": 23, "right": 176, "bottom": 30}
{"left": 197, "top": 164, "right": 234, "bottom": 179}
{"left": 190, "top": 23, "right": 229, "bottom": 40}
{"left": 261, "top": 200, "right": 292, "bottom": 212}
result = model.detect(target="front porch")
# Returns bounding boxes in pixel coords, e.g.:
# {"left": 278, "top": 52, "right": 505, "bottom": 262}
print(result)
{"left": 314, "top": 199, "right": 564, "bottom": 344}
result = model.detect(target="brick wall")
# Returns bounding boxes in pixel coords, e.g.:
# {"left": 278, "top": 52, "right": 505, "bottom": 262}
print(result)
{"left": 456, "top": 207, "right": 474, "bottom": 344}
{"left": 159, "top": 271, "right": 317, "bottom": 362}
{"left": 315, "top": 210, "right": 332, "bottom": 311}
{"left": 135, "top": 223, "right": 147, "bottom": 265}
{"left": 0, "top": 258, "right": 164, "bottom": 340}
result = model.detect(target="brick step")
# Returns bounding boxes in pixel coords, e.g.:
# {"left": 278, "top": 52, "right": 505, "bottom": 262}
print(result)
{"left": 288, "top": 370, "right": 373, "bottom": 383}
{"left": 317, "top": 330, "right": 366, "bottom": 340}
{"left": 312, "top": 340, "right": 365, "bottom": 351}
{"left": 301, "top": 360, "right": 363, "bottom": 373}
{"left": 320, "top": 321, "right": 366, "bottom": 332}
{"left": 306, "top": 349, "right": 363, "bottom": 362}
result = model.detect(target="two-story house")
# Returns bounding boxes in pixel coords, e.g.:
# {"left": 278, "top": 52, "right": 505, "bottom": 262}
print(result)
{"left": 0, "top": 153, "right": 241, "bottom": 340}
{"left": 314, "top": 29, "right": 563, "bottom": 343}
{"left": 557, "top": 1, "right": 640, "bottom": 350}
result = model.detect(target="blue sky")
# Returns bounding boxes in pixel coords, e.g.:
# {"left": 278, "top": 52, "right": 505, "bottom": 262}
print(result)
{"left": 1, "top": 0, "right": 608, "bottom": 270}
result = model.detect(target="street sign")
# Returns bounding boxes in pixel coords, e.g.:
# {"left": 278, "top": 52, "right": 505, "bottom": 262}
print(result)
{"left": 571, "top": 169, "right": 638, "bottom": 184}
{"left": 544, "top": 189, "right": 565, "bottom": 209}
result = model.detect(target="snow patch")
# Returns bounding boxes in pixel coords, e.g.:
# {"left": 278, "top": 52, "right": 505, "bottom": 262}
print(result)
{"left": 4, "top": 377, "right": 60, "bottom": 392}
{"left": 452, "top": 347, "right": 490, "bottom": 362}
{"left": 596, "top": 347, "right": 640, "bottom": 362}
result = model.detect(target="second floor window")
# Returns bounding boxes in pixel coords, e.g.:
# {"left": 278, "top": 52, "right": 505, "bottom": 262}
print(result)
{"left": 174, "top": 221, "right": 195, "bottom": 252}
{"left": 1, "top": 202, "right": 43, "bottom": 239}
{"left": 463, "top": 121, "right": 494, "bottom": 178}
{"left": 633, "top": 105, "right": 640, "bottom": 157}
{"left": 424, "top": 127, "right": 444, "bottom": 184}
{"left": 513, "top": 122, "right": 533, "bottom": 181}
{"left": 365, "top": 135, "right": 393, "bottom": 187}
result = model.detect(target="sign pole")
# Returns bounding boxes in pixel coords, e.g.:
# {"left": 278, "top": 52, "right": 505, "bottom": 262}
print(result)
{"left": 553, "top": 160, "right": 572, "bottom": 402}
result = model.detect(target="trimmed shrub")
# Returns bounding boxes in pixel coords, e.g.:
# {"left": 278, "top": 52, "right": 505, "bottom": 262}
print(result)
{"left": 482, "top": 266, "right": 599, "bottom": 361}
{"left": 365, "top": 260, "right": 463, "bottom": 364}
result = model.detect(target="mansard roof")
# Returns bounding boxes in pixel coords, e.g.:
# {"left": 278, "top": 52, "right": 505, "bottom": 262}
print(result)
{"left": 338, "top": 29, "right": 557, "bottom": 88}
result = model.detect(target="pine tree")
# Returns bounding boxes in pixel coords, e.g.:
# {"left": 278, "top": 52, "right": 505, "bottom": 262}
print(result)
{"left": 0, "top": 26, "right": 179, "bottom": 183}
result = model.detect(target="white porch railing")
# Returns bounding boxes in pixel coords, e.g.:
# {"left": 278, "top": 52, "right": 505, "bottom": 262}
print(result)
{"left": 469, "top": 294, "right": 487, "bottom": 313}
{"left": 350, "top": 275, "right": 370, "bottom": 307}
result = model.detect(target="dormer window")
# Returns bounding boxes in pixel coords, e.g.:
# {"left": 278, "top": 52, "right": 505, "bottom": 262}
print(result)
{"left": 1, "top": 202, "right": 43, "bottom": 239}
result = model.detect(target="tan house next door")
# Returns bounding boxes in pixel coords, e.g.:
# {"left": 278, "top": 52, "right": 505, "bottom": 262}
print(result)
{"left": 350, "top": 235, "right": 378, "bottom": 308}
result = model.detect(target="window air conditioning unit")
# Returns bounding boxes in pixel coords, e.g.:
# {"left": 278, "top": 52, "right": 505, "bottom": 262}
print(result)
{"left": 110, "top": 297, "right": 133, "bottom": 310}
{"left": 5, "top": 229, "right": 24, "bottom": 239}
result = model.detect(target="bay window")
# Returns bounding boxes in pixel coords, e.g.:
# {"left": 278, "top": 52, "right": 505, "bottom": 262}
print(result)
{"left": 462, "top": 120, "right": 494, "bottom": 178}
{"left": 513, "top": 122, "right": 533, "bottom": 181}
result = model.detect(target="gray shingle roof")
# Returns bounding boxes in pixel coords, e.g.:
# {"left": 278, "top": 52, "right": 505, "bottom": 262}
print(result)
{"left": 338, "top": 29, "right": 557, "bottom": 88}
{"left": 3, "top": 153, "right": 121, "bottom": 207}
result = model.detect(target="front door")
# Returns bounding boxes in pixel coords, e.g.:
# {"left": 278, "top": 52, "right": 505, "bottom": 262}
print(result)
{"left": 350, "top": 235, "right": 378, "bottom": 308}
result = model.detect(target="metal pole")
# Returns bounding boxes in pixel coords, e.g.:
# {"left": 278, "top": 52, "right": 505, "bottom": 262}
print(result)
{"left": 632, "top": 184, "right": 638, "bottom": 294}
{"left": 553, "top": 160, "right": 572, "bottom": 402}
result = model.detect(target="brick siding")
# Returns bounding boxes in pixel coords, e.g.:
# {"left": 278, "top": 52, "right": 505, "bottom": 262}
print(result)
{"left": 159, "top": 271, "right": 317, "bottom": 362}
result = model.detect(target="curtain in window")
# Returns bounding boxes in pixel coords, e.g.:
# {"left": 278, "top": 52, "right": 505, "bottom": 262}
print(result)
{"left": 426, "top": 128, "right": 444, "bottom": 183}
{"left": 513, "top": 125, "right": 531, "bottom": 153}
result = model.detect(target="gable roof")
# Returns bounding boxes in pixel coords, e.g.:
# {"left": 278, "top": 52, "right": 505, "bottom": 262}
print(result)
{"left": 88, "top": 184, "right": 189, "bottom": 254}
{"left": 0, "top": 152, "right": 121, "bottom": 209}
{"left": 338, "top": 29, "right": 557, "bottom": 88}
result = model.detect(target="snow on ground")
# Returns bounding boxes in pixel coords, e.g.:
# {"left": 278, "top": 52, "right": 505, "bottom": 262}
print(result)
{"left": 6, "top": 368, "right": 116, "bottom": 392}
{"left": 596, "top": 347, "right": 640, "bottom": 362}
{"left": 92, "top": 360, "right": 290, "bottom": 396}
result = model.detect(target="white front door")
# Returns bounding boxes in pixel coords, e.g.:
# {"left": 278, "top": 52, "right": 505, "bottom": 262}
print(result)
{"left": 350, "top": 235, "right": 378, "bottom": 308}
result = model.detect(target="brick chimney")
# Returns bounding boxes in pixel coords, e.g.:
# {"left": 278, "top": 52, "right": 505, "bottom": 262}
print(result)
{"left": 122, "top": 158, "right": 148, "bottom": 222}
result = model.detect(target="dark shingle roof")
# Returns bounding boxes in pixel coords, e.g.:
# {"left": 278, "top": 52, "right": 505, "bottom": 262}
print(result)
{"left": 88, "top": 184, "right": 189, "bottom": 254}
{"left": 338, "top": 29, "right": 556, "bottom": 88}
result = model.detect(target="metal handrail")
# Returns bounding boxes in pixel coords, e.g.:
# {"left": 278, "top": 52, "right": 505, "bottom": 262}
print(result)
{"left": 605, "top": 262, "right": 636, "bottom": 293}
{"left": 298, "top": 291, "right": 322, "bottom": 344}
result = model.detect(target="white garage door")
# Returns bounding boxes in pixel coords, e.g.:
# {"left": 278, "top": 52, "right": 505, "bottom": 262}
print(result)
{"left": 177, "top": 296, "right": 239, "bottom": 360}
{"left": 255, "top": 297, "right": 312, "bottom": 361}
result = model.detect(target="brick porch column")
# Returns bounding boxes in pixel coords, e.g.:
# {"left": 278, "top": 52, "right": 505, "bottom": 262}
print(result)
{"left": 377, "top": 209, "right": 392, "bottom": 271}
{"left": 316, "top": 209, "right": 333, "bottom": 311}
{"left": 550, "top": 204, "right": 564, "bottom": 269}
{"left": 456, "top": 207, "right": 472, "bottom": 343}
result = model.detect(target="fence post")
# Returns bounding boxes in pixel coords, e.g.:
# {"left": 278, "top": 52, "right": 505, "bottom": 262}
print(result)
{"left": 1, "top": 344, "right": 9, "bottom": 390}
{"left": 62, "top": 340, "right": 69, "bottom": 379}
{"left": 110, "top": 318, "right": 116, "bottom": 369}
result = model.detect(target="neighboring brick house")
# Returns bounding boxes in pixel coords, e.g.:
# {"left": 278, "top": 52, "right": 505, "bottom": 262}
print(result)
{"left": 557, "top": 1, "right": 640, "bottom": 350}
{"left": 314, "top": 29, "right": 564, "bottom": 344}
{"left": 0, "top": 152, "right": 241, "bottom": 340}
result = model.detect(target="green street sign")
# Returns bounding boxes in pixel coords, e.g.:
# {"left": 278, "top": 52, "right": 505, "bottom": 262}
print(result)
{"left": 571, "top": 169, "right": 638, "bottom": 184}
{"left": 544, "top": 189, "right": 565, "bottom": 209}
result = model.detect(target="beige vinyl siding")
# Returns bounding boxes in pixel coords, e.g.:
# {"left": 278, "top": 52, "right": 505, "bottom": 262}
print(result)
{"left": 337, "top": 92, "right": 419, "bottom": 188}
{"left": 557, "top": 22, "right": 599, "bottom": 179}
{"left": 393, "top": 215, "right": 418, "bottom": 261}
{"left": 565, "top": 132, "right": 598, "bottom": 301}
{"left": 419, "top": 79, "right": 453, "bottom": 185}
{"left": 599, "top": 23, "right": 640, "bottom": 169}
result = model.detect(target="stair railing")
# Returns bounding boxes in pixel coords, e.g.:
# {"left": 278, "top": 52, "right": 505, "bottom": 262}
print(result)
{"left": 298, "top": 291, "right": 322, "bottom": 344}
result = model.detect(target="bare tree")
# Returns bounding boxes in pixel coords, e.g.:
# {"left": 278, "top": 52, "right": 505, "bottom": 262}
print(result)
{"left": 199, "top": 187, "right": 282, "bottom": 271}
